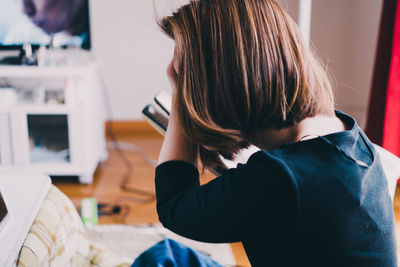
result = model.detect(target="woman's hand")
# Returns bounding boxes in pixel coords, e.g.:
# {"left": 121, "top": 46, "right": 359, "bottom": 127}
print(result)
{"left": 157, "top": 51, "right": 198, "bottom": 167}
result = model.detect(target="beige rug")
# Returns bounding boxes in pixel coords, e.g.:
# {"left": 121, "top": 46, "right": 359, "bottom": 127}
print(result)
{"left": 86, "top": 224, "right": 236, "bottom": 266}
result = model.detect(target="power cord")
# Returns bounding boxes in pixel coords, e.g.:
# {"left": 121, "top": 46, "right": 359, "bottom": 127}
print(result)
{"left": 94, "top": 56, "right": 156, "bottom": 223}
{"left": 97, "top": 202, "right": 130, "bottom": 224}
{"left": 98, "top": 203, "right": 122, "bottom": 216}
{"left": 105, "top": 121, "right": 156, "bottom": 198}
{"left": 107, "top": 141, "right": 157, "bottom": 167}
{"left": 97, "top": 55, "right": 156, "bottom": 198}
{"left": 97, "top": 193, "right": 158, "bottom": 224}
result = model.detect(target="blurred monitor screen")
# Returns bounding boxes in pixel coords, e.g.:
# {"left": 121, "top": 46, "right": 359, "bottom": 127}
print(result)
{"left": 0, "top": 0, "right": 91, "bottom": 49}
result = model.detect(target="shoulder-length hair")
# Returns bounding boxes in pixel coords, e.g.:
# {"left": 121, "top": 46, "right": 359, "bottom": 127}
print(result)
{"left": 159, "top": 0, "right": 335, "bottom": 169}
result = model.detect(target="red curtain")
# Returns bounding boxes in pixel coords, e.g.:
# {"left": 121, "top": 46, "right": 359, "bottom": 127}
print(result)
{"left": 366, "top": 0, "right": 400, "bottom": 158}
{"left": 383, "top": 0, "right": 400, "bottom": 156}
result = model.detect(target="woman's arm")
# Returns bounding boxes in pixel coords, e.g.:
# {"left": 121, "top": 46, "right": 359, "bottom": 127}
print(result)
{"left": 155, "top": 157, "right": 297, "bottom": 243}
{"left": 157, "top": 57, "right": 198, "bottom": 167}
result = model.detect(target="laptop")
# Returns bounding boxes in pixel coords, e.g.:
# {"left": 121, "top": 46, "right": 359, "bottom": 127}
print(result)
{"left": 0, "top": 172, "right": 51, "bottom": 266}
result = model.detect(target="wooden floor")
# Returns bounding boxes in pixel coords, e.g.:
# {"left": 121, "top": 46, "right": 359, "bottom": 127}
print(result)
{"left": 55, "top": 124, "right": 400, "bottom": 266}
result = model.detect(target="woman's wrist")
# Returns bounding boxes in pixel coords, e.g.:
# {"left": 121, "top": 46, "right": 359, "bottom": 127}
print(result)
{"left": 157, "top": 102, "right": 198, "bottom": 167}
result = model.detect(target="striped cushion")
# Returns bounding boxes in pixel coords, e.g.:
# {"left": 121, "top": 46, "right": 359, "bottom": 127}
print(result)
{"left": 17, "top": 186, "right": 131, "bottom": 267}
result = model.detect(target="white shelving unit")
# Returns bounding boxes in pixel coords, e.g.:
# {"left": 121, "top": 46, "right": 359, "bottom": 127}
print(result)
{"left": 0, "top": 56, "right": 107, "bottom": 183}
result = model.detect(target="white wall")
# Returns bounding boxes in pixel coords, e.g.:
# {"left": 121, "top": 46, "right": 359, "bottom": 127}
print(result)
{"left": 90, "top": 0, "right": 174, "bottom": 121}
{"left": 278, "top": 0, "right": 382, "bottom": 129}
{"left": 310, "top": 0, "right": 382, "bottom": 129}
{"left": 92, "top": 0, "right": 383, "bottom": 128}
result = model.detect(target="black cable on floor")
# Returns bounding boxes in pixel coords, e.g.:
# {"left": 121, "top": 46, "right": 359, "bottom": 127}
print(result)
{"left": 105, "top": 120, "right": 155, "bottom": 199}
{"left": 95, "top": 58, "right": 156, "bottom": 224}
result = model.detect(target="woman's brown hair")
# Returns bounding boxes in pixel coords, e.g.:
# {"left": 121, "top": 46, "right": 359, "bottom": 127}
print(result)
{"left": 159, "top": 0, "right": 335, "bottom": 169}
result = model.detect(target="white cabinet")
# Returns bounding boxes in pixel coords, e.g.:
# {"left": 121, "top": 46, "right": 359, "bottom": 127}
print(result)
{"left": 0, "top": 60, "right": 107, "bottom": 183}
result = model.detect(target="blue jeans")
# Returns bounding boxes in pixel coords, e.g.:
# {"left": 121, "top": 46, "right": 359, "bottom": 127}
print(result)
{"left": 132, "top": 239, "right": 223, "bottom": 267}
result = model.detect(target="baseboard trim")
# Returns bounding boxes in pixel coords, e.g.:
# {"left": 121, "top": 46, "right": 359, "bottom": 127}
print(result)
{"left": 105, "top": 120, "right": 161, "bottom": 137}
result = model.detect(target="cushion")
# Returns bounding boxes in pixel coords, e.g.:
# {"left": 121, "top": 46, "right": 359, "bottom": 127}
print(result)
{"left": 17, "top": 186, "right": 131, "bottom": 267}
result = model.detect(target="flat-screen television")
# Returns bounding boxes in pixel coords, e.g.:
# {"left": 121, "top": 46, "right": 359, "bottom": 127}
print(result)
{"left": 0, "top": 0, "right": 91, "bottom": 50}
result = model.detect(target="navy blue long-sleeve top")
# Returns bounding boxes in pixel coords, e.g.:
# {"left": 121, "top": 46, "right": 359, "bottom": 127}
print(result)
{"left": 155, "top": 111, "right": 397, "bottom": 266}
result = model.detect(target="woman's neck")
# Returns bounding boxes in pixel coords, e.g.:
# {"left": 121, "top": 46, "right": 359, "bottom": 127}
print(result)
{"left": 248, "top": 115, "right": 347, "bottom": 151}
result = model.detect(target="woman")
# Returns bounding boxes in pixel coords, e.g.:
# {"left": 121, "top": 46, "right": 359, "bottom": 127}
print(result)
{"left": 155, "top": 0, "right": 397, "bottom": 266}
